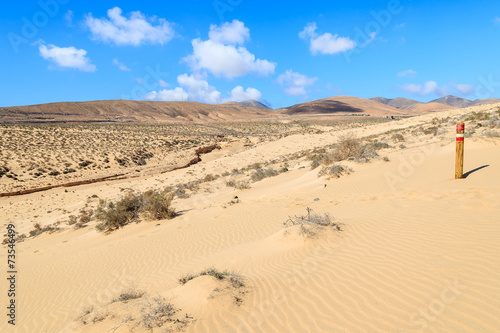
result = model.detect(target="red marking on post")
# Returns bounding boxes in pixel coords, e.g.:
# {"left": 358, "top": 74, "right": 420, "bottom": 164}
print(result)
{"left": 456, "top": 124, "right": 464, "bottom": 131}
{"left": 456, "top": 137, "right": 464, "bottom": 141}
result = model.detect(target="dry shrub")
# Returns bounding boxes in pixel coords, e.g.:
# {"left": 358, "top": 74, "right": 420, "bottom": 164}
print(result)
{"left": 141, "top": 190, "right": 176, "bottom": 220}
{"left": 318, "top": 164, "right": 353, "bottom": 179}
{"left": 392, "top": 133, "right": 405, "bottom": 142}
{"left": 178, "top": 267, "right": 244, "bottom": 288}
{"left": 140, "top": 296, "right": 192, "bottom": 331}
{"left": 284, "top": 207, "right": 341, "bottom": 237}
{"left": 95, "top": 189, "right": 175, "bottom": 231}
{"left": 251, "top": 168, "right": 278, "bottom": 182}
{"left": 332, "top": 135, "right": 363, "bottom": 161}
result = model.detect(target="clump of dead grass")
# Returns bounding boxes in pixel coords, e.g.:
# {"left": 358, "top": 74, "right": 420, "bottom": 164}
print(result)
{"left": 284, "top": 207, "right": 341, "bottom": 237}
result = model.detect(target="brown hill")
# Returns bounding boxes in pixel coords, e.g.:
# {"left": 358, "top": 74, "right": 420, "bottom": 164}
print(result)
{"left": 431, "top": 95, "right": 473, "bottom": 108}
{"left": 406, "top": 102, "right": 455, "bottom": 114}
{"left": 473, "top": 98, "right": 500, "bottom": 106}
{"left": 370, "top": 97, "right": 422, "bottom": 110}
{"left": 0, "top": 100, "right": 273, "bottom": 123}
{"left": 279, "top": 96, "right": 406, "bottom": 117}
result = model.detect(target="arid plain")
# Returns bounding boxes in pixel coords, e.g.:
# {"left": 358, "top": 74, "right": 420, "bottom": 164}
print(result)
{"left": 1, "top": 100, "right": 500, "bottom": 332}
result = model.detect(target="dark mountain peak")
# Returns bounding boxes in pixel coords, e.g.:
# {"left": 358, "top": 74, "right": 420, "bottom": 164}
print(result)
{"left": 431, "top": 95, "right": 473, "bottom": 108}
{"left": 238, "top": 100, "right": 271, "bottom": 109}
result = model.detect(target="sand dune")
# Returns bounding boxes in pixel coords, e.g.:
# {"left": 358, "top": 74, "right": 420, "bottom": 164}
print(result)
{"left": 1, "top": 103, "right": 499, "bottom": 332}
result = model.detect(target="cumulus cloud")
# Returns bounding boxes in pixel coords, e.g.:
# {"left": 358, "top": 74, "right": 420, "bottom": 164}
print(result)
{"left": 208, "top": 19, "right": 249, "bottom": 45}
{"left": 299, "top": 22, "right": 356, "bottom": 55}
{"left": 400, "top": 81, "right": 448, "bottom": 96}
{"left": 184, "top": 21, "right": 275, "bottom": 79}
{"left": 277, "top": 70, "right": 317, "bottom": 96}
{"left": 158, "top": 80, "right": 169, "bottom": 87}
{"left": 397, "top": 69, "right": 417, "bottom": 78}
{"left": 112, "top": 58, "right": 130, "bottom": 71}
{"left": 145, "top": 73, "right": 262, "bottom": 103}
{"left": 228, "top": 86, "right": 262, "bottom": 102}
{"left": 451, "top": 82, "right": 475, "bottom": 95}
{"left": 39, "top": 43, "right": 96, "bottom": 72}
{"left": 145, "top": 87, "right": 189, "bottom": 102}
{"left": 84, "top": 7, "right": 175, "bottom": 46}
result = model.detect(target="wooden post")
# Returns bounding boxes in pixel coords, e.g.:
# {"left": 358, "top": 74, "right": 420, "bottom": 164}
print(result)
{"left": 455, "top": 123, "right": 465, "bottom": 179}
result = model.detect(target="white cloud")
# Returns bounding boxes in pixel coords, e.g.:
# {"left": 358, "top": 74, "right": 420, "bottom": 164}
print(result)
{"left": 112, "top": 58, "right": 130, "bottom": 71}
{"left": 397, "top": 69, "right": 417, "bottom": 78}
{"left": 145, "top": 87, "right": 189, "bottom": 102}
{"left": 208, "top": 19, "right": 249, "bottom": 45}
{"left": 400, "top": 81, "right": 448, "bottom": 96}
{"left": 39, "top": 43, "right": 96, "bottom": 72}
{"left": 158, "top": 80, "right": 169, "bottom": 87}
{"left": 228, "top": 86, "right": 262, "bottom": 102}
{"left": 277, "top": 70, "right": 317, "bottom": 96}
{"left": 299, "top": 22, "right": 356, "bottom": 55}
{"left": 84, "top": 7, "right": 175, "bottom": 46}
{"left": 184, "top": 21, "right": 275, "bottom": 79}
{"left": 451, "top": 83, "right": 475, "bottom": 95}
{"left": 145, "top": 73, "right": 262, "bottom": 104}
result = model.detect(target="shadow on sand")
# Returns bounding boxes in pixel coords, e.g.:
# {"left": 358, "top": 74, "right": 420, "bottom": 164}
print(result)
{"left": 463, "top": 165, "right": 489, "bottom": 178}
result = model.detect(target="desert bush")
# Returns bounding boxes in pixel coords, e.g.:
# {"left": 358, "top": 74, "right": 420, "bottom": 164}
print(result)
{"left": 178, "top": 268, "right": 244, "bottom": 288}
{"left": 465, "top": 111, "right": 490, "bottom": 122}
{"left": 95, "top": 189, "right": 175, "bottom": 231}
{"left": 140, "top": 296, "right": 188, "bottom": 331}
{"left": 370, "top": 141, "right": 391, "bottom": 150}
{"left": 486, "top": 115, "right": 500, "bottom": 128}
{"left": 29, "top": 223, "right": 60, "bottom": 237}
{"left": 141, "top": 190, "right": 176, "bottom": 220}
{"left": 332, "top": 135, "right": 362, "bottom": 161}
{"left": 423, "top": 126, "right": 439, "bottom": 136}
{"left": 226, "top": 180, "right": 250, "bottom": 190}
{"left": 113, "top": 288, "right": 145, "bottom": 303}
{"left": 251, "top": 168, "right": 278, "bottom": 182}
{"left": 392, "top": 133, "right": 405, "bottom": 142}
{"left": 284, "top": 207, "right": 341, "bottom": 237}
{"left": 318, "top": 164, "right": 353, "bottom": 179}
{"left": 204, "top": 174, "right": 216, "bottom": 182}
{"left": 95, "top": 193, "right": 141, "bottom": 230}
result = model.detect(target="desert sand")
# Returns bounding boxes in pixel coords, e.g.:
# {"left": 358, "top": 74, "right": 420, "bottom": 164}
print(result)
{"left": 1, "top": 103, "right": 500, "bottom": 332}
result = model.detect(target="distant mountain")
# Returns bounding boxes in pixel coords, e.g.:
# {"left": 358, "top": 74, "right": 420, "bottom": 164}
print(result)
{"left": 370, "top": 97, "right": 391, "bottom": 105}
{"left": 430, "top": 95, "right": 473, "bottom": 108}
{"left": 0, "top": 100, "right": 272, "bottom": 123}
{"left": 371, "top": 97, "right": 422, "bottom": 110}
{"left": 408, "top": 102, "right": 456, "bottom": 114}
{"left": 238, "top": 100, "right": 271, "bottom": 109}
{"left": 279, "top": 96, "right": 405, "bottom": 117}
{"left": 473, "top": 98, "right": 500, "bottom": 106}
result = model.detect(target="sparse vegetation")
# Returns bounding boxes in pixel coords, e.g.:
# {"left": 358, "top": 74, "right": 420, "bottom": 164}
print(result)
{"left": 318, "top": 164, "right": 353, "bottom": 179}
{"left": 95, "top": 189, "right": 175, "bottom": 231}
{"left": 112, "top": 288, "right": 145, "bottom": 303}
{"left": 251, "top": 168, "right": 279, "bottom": 182}
{"left": 284, "top": 207, "right": 341, "bottom": 237}
{"left": 140, "top": 296, "right": 191, "bottom": 331}
{"left": 178, "top": 267, "right": 244, "bottom": 288}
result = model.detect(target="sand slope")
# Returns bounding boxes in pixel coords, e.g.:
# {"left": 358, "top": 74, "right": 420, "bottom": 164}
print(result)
{"left": 1, "top": 104, "right": 499, "bottom": 333}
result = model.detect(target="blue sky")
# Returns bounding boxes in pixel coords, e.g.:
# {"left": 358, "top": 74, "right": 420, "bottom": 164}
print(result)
{"left": 1, "top": 0, "right": 500, "bottom": 108}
